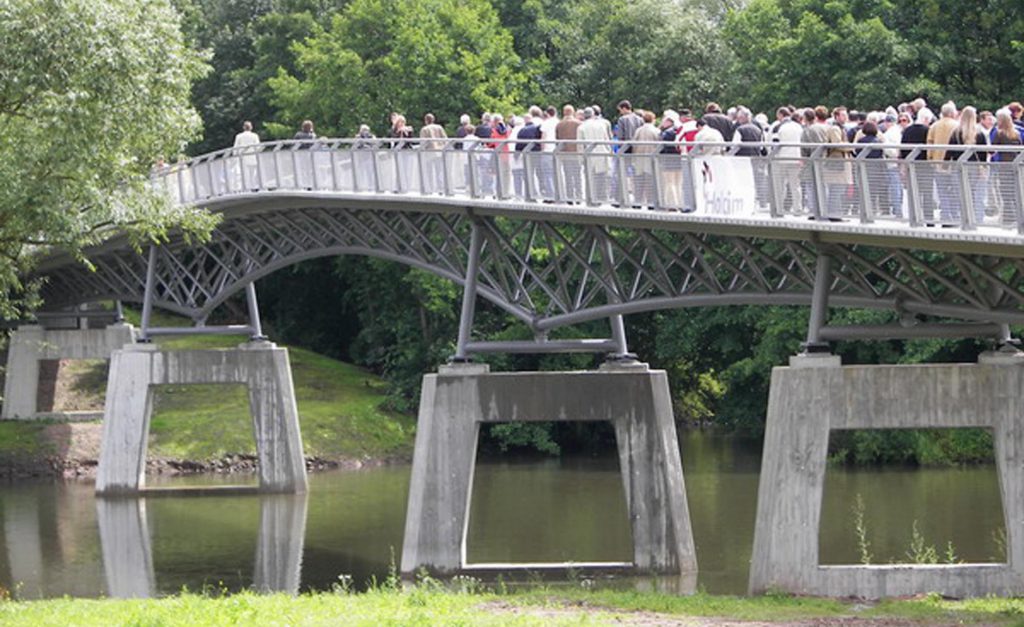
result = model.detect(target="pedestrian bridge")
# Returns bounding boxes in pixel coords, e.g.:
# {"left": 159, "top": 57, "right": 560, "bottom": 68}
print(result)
{"left": 32, "top": 138, "right": 1024, "bottom": 348}
{"left": 17, "top": 138, "right": 1024, "bottom": 600}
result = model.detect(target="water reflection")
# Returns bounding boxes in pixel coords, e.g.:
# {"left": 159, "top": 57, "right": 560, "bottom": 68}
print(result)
{"left": 97, "top": 498, "right": 154, "bottom": 598}
{"left": 96, "top": 494, "right": 308, "bottom": 598}
{"left": 0, "top": 433, "right": 1010, "bottom": 598}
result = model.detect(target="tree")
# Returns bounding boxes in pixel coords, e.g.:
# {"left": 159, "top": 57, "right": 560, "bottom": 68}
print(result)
{"left": 537, "top": 0, "right": 732, "bottom": 111}
{"left": 0, "top": 0, "right": 216, "bottom": 318}
{"left": 268, "top": 0, "right": 526, "bottom": 136}
{"left": 723, "top": 0, "right": 930, "bottom": 112}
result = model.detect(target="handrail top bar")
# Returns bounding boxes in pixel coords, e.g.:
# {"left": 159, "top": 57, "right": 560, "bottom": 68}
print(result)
{"left": 173, "top": 137, "right": 1024, "bottom": 166}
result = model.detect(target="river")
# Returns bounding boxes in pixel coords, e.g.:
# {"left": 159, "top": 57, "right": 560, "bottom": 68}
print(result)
{"left": 0, "top": 431, "right": 1004, "bottom": 598}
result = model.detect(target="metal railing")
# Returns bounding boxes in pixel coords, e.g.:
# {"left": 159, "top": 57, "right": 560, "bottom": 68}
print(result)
{"left": 153, "top": 137, "right": 1024, "bottom": 235}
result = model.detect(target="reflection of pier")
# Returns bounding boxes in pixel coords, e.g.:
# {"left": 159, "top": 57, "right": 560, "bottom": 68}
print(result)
{"left": 97, "top": 494, "right": 308, "bottom": 598}
{"left": 2, "top": 494, "right": 45, "bottom": 597}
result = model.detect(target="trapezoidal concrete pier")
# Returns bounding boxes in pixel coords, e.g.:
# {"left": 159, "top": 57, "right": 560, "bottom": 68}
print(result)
{"left": 750, "top": 357, "right": 1024, "bottom": 598}
{"left": 401, "top": 362, "right": 697, "bottom": 584}
{"left": 2, "top": 323, "right": 136, "bottom": 419}
{"left": 96, "top": 341, "right": 307, "bottom": 495}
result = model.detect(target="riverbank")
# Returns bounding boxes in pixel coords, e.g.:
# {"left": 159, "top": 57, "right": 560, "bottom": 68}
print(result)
{"left": 0, "top": 335, "right": 415, "bottom": 479}
{"left": 1, "top": 587, "right": 1021, "bottom": 626}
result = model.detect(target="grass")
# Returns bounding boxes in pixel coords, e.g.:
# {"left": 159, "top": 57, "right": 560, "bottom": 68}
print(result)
{"left": 146, "top": 334, "right": 414, "bottom": 461}
{"left": 2, "top": 587, "right": 1024, "bottom": 626}
{"left": 0, "top": 422, "right": 51, "bottom": 460}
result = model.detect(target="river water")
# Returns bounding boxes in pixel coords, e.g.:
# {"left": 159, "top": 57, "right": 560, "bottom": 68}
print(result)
{"left": 0, "top": 431, "right": 1005, "bottom": 598}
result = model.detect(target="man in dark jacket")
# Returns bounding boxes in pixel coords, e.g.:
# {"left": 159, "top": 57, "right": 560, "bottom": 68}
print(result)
{"left": 516, "top": 107, "right": 543, "bottom": 197}
{"left": 701, "top": 103, "right": 735, "bottom": 141}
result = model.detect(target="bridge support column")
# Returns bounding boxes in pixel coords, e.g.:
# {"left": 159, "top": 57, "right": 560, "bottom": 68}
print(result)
{"left": 2, "top": 323, "right": 137, "bottom": 419}
{"left": 96, "top": 341, "right": 307, "bottom": 495}
{"left": 750, "top": 357, "right": 1024, "bottom": 598}
{"left": 401, "top": 362, "right": 696, "bottom": 584}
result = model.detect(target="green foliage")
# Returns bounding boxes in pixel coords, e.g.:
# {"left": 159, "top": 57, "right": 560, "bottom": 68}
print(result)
{"left": 0, "top": 0, "right": 216, "bottom": 319}
{"left": 269, "top": 0, "right": 526, "bottom": 136}
{"left": 829, "top": 428, "right": 995, "bottom": 466}
{"left": 483, "top": 423, "right": 560, "bottom": 456}
{"left": 531, "top": 0, "right": 731, "bottom": 110}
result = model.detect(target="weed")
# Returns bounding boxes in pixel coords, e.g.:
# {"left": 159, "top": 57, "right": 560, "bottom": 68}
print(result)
{"left": 852, "top": 493, "right": 872, "bottom": 565}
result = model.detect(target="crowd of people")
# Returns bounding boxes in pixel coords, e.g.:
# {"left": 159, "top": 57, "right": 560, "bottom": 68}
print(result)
{"left": 231, "top": 96, "right": 1024, "bottom": 223}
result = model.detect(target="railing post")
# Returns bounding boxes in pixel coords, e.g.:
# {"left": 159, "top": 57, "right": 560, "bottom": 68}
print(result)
{"left": 905, "top": 154, "right": 922, "bottom": 227}
{"left": 809, "top": 147, "right": 827, "bottom": 220}
{"left": 453, "top": 220, "right": 484, "bottom": 361}
{"left": 523, "top": 148, "right": 535, "bottom": 202}
{"left": 348, "top": 144, "right": 359, "bottom": 192}
{"left": 552, "top": 150, "right": 565, "bottom": 202}
{"left": 416, "top": 143, "right": 428, "bottom": 195}
{"left": 272, "top": 146, "right": 283, "bottom": 191}
{"left": 139, "top": 245, "right": 157, "bottom": 343}
{"left": 855, "top": 153, "right": 873, "bottom": 223}
{"left": 650, "top": 153, "right": 662, "bottom": 210}
{"left": 255, "top": 146, "right": 265, "bottom": 191}
{"left": 494, "top": 145, "right": 506, "bottom": 200}
{"left": 328, "top": 144, "right": 339, "bottom": 191}
{"left": 1015, "top": 152, "right": 1024, "bottom": 235}
{"left": 959, "top": 151, "right": 976, "bottom": 231}
{"left": 467, "top": 144, "right": 478, "bottom": 198}
{"left": 765, "top": 145, "right": 781, "bottom": 218}
{"left": 583, "top": 145, "right": 596, "bottom": 206}
{"left": 616, "top": 150, "right": 629, "bottom": 207}
{"left": 441, "top": 145, "right": 453, "bottom": 196}
{"left": 372, "top": 143, "right": 384, "bottom": 194}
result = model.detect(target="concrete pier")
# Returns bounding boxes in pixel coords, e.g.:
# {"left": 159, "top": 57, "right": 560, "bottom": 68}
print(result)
{"left": 96, "top": 341, "right": 307, "bottom": 495}
{"left": 2, "top": 324, "right": 136, "bottom": 419}
{"left": 401, "top": 362, "right": 696, "bottom": 583}
{"left": 750, "top": 359, "right": 1024, "bottom": 598}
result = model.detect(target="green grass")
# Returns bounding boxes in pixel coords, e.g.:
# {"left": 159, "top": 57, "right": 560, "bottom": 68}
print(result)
{"left": 0, "top": 422, "right": 51, "bottom": 459}
{"left": 146, "top": 334, "right": 414, "bottom": 461}
{"left": 2, "top": 588, "right": 1023, "bottom": 626}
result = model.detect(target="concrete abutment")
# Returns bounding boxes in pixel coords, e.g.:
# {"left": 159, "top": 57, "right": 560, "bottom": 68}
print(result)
{"left": 96, "top": 341, "right": 307, "bottom": 495}
{"left": 2, "top": 323, "right": 136, "bottom": 419}
{"left": 400, "top": 362, "right": 697, "bottom": 586}
{"left": 750, "top": 357, "right": 1024, "bottom": 598}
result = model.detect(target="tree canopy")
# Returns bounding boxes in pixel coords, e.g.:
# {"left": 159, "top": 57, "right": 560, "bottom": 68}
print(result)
{"left": 0, "top": 0, "right": 215, "bottom": 317}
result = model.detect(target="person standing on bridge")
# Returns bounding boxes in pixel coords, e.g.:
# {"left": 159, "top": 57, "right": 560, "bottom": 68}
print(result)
{"left": 516, "top": 107, "right": 543, "bottom": 198}
{"left": 233, "top": 121, "right": 260, "bottom": 191}
{"left": 927, "top": 101, "right": 960, "bottom": 222}
{"left": 578, "top": 106, "right": 613, "bottom": 202}
{"left": 292, "top": 120, "right": 317, "bottom": 189}
{"left": 420, "top": 113, "right": 447, "bottom": 194}
{"left": 539, "top": 106, "right": 559, "bottom": 199}
{"left": 556, "top": 105, "right": 583, "bottom": 202}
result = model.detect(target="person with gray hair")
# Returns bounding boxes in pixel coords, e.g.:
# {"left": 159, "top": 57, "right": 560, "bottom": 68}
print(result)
{"left": 927, "top": 101, "right": 960, "bottom": 221}
{"left": 577, "top": 105, "right": 613, "bottom": 201}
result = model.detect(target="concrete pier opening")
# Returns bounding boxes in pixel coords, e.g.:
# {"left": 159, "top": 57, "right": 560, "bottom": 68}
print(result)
{"left": 465, "top": 422, "right": 633, "bottom": 566}
{"left": 819, "top": 428, "right": 1004, "bottom": 566}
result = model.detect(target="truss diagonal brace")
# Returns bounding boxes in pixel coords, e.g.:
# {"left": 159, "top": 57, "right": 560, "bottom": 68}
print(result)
{"left": 801, "top": 252, "right": 833, "bottom": 354}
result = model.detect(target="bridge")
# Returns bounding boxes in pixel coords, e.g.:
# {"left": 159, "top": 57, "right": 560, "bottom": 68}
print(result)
{"left": 10, "top": 137, "right": 1024, "bottom": 599}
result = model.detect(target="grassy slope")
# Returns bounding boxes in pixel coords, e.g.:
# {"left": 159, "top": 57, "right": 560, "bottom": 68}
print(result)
{"left": 147, "top": 334, "right": 414, "bottom": 461}
{"left": 1, "top": 589, "right": 1022, "bottom": 626}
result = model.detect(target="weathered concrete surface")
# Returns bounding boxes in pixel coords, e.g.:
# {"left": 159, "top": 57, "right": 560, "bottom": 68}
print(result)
{"left": 96, "top": 342, "right": 307, "bottom": 495}
{"left": 750, "top": 362, "right": 1024, "bottom": 598}
{"left": 253, "top": 494, "right": 308, "bottom": 594}
{"left": 401, "top": 363, "right": 696, "bottom": 583}
{"left": 97, "top": 498, "right": 155, "bottom": 598}
{"left": 2, "top": 324, "right": 136, "bottom": 419}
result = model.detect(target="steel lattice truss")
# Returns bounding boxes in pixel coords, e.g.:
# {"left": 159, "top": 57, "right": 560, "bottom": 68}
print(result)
{"left": 36, "top": 205, "right": 1024, "bottom": 330}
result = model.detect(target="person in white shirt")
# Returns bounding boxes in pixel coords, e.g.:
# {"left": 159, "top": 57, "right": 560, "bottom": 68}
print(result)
{"left": 774, "top": 109, "right": 805, "bottom": 213}
{"left": 577, "top": 107, "right": 613, "bottom": 201}
{"left": 539, "top": 106, "right": 559, "bottom": 198}
{"left": 233, "top": 120, "right": 261, "bottom": 190}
